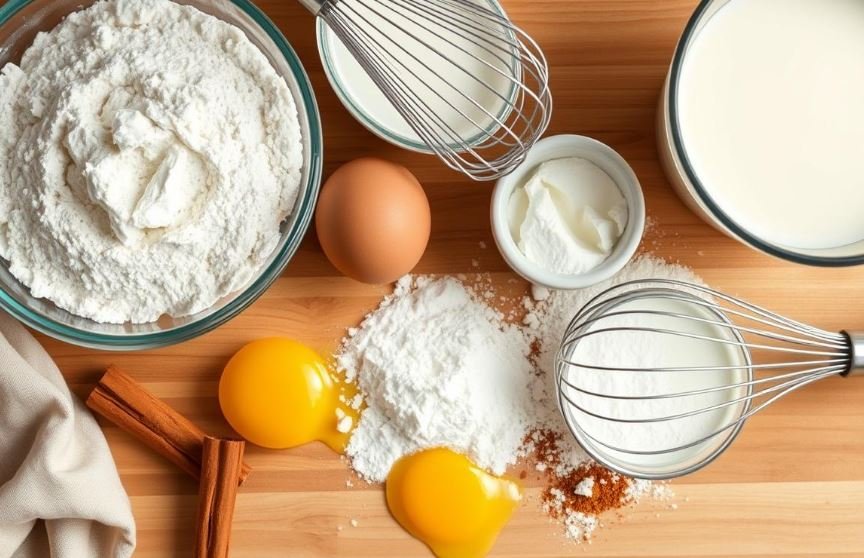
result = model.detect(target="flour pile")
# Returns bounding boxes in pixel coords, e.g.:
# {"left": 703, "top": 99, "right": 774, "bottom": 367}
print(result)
{"left": 338, "top": 256, "right": 700, "bottom": 540}
{"left": 339, "top": 275, "right": 536, "bottom": 482}
{"left": 0, "top": 0, "right": 302, "bottom": 323}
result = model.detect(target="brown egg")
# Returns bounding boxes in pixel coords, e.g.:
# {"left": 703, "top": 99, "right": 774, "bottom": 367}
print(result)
{"left": 315, "top": 158, "right": 431, "bottom": 284}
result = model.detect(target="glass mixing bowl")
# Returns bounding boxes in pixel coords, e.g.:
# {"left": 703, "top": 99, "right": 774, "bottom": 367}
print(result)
{"left": 0, "top": 0, "right": 323, "bottom": 350}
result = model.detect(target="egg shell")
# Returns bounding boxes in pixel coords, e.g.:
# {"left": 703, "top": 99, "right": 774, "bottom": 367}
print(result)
{"left": 315, "top": 158, "right": 431, "bottom": 284}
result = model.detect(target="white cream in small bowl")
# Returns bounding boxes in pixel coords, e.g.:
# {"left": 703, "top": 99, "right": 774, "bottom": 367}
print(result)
{"left": 491, "top": 135, "right": 645, "bottom": 289}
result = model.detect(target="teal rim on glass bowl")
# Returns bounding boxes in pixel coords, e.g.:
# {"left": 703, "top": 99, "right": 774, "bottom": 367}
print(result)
{"left": 0, "top": 0, "right": 323, "bottom": 350}
{"left": 316, "top": 0, "right": 519, "bottom": 153}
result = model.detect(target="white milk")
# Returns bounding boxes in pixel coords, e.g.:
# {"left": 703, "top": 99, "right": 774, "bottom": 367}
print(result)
{"left": 561, "top": 296, "right": 749, "bottom": 473}
{"left": 676, "top": 0, "right": 864, "bottom": 250}
{"left": 320, "top": 0, "right": 514, "bottom": 146}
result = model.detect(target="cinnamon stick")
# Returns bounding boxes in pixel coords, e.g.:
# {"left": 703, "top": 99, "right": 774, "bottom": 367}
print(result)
{"left": 195, "top": 436, "right": 245, "bottom": 558}
{"left": 86, "top": 366, "right": 251, "bottom": 485}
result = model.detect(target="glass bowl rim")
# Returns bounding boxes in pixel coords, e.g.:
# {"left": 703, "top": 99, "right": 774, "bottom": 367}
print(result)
{"left": 0, "top": 0, "right": 324, "bottom": 350}
{"left": 666, "top": 0, "right": 864, "bottom": 267}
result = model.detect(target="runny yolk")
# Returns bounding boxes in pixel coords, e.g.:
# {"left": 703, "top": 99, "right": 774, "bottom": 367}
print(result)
{"left": 385, "top": 448, "right": 522, "bottom": 558}
{"left": 218, "top": 337, "right": 358, "bottom": 452}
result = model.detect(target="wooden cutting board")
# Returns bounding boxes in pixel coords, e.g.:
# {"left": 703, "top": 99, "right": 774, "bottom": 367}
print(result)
{"left": 46, "top": 1, "right": 864, "bottom": 556}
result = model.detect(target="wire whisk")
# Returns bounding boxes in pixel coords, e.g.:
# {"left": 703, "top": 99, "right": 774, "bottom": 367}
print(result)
{"left": 555, "top": 279, "right": 861, "bottom": 479}
{"left": 302, "top": 0, "right": 552, "bottom": 180}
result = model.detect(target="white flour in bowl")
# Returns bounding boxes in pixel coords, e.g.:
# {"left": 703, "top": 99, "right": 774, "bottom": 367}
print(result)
{"left": 0, "top": 0, "right": 303, "bottom": 323}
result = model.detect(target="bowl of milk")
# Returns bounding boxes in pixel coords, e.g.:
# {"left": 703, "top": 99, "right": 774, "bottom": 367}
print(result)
{"left": 556, "top": 289, "right": 753, "bottom": 479}
{"left": 658, "top": 0, "right": 864, "bottom": 265}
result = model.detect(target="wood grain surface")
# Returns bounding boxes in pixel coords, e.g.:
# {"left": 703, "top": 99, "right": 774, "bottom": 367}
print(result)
{"left": 43, "top": 0, "right": 864, "bottom": 556}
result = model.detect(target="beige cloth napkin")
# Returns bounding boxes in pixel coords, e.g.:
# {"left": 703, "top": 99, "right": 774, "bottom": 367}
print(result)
{"left": 0, "top": 313, "right": 135, "bottom": 558}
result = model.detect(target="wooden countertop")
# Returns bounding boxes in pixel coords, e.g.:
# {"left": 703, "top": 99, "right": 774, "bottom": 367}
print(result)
{"left": 46, "top": 0, "right": 864, "bottom": 556}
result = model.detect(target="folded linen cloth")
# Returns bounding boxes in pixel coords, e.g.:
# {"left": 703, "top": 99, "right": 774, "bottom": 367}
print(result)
{"left": 0, "top": 313, "right": 135, "bottom": 558}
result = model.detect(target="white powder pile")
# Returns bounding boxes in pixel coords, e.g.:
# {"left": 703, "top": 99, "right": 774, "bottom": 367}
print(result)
{"left": 338, "top": 275, "right": 537, "bottom": 482}
{"left": 339, "top": 255, "right": 696, "bottom": 539}
{"left": 573, "top": 477, "right": 595, "bottom": 497}
{"left": 0, "top": 0, "right": 302, "bottom": 323}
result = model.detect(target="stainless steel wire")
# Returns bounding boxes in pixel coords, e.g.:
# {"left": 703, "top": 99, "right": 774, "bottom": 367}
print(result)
{"left": 554, "top": 279, "right": 860, "bottom": 478}
{"left": 304, "top": 0, "right": 551, "bottom": 180}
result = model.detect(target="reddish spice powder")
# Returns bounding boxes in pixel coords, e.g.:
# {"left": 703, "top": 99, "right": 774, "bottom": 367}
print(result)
{"left": 531, "top": 429, "right": 562, "bottom": 469}
{"left": 544, "top": 463, "right": 630, "bottom": 517}
{"left": 529, "top": 429, "right": 632, "bottom": 523}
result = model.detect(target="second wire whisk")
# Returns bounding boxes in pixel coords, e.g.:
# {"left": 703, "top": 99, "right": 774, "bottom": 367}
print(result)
{"left": 555, "top": 279, "right": 861, "bottom": 479}
{"left": 301, "top": 0, "right": 552, "bottom": 180}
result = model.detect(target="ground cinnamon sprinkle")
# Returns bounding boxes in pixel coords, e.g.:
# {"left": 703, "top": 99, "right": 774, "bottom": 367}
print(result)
{"left": 530, "top": 429, "right": 562, "bottom": 470}
{"left": 544, "top": 463, "right": 629, "bottom": 517}
{"left": 527, "top": 428, "right": 639, "bottom": 541}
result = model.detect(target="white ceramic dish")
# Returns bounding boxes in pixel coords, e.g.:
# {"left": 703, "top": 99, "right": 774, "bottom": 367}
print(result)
{"left": 491, "top": 134, "right": 645, "bottom": 289}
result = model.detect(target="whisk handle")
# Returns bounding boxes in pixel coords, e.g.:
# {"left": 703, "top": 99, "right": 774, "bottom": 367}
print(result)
{"left": 297, "top": 0, "right": 326, "bottom": 15}
{"left": 843, "top": 331, "right": 864, "bottom": 376}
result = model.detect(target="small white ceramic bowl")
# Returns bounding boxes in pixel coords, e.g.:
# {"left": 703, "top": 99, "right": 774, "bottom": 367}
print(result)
{"left": 491, "top": 134, "right": 646, "bottom": 289}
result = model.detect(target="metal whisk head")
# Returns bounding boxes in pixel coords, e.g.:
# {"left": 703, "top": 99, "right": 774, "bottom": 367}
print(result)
{"left": 555, "top": 279, "right": 860, "bottom": 479}
{"left": 305, "top": 0, "right": 552, "bottom": 180}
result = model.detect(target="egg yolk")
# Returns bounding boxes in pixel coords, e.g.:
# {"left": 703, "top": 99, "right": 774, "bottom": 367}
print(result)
{"left": 218, "top": 338, "right": 357, "bottom": 452}
{"left": 386, "top": 448, "right": 522, "bottom": 558}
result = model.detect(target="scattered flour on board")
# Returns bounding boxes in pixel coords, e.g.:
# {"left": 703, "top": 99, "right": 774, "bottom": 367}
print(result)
{"left": 337, "top": 255, "right": 697, "bottom": 540}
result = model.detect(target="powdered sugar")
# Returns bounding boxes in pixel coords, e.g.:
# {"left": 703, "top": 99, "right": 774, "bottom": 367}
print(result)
{"left": 338, "top": 275, "right": 536, "bottom": 482}
{"left": 573, "top": 477, "right": 595, "bottom": 497}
